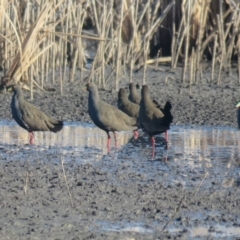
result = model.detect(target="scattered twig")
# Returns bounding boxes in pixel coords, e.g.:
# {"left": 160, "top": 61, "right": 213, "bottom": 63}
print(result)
{"left": 193, "top": 172, "right": 209, "bottom": 196}
{"left": 61, "top": 156, "right": 74, "bottom": 208}
{"left": 160, "top": 171, "right": 209, "bottom": 233}
{"left": 160, "top": 194, "right": 186, "bottom": 233}
{"left": 24, "top": 171, "right": 29, "bottom": 195}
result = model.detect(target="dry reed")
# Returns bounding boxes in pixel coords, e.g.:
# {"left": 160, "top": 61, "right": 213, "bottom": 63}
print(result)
{"left": 61, "top": 156, "right": 74, "bottom": 208}
{"left": 0, "top": 0, "right": 239, "bottom": 92}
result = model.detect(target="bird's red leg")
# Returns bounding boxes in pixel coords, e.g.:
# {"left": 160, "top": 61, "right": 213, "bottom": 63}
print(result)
{"left": 113, "top": 132, "right": 118, "bottom": 148}
{"left": 133, "top": 130, "right": 139, "bottom": 140}
{"left": 107, "top": 132, "right": 111, "bottom": 153}
{"left": 152, "top": 148, "right": 156, "bottom": 159}
{"left": 151, "top": 137, "right": 156, "bottom": 158}
{"left": 165, "top": 131, "right": 168, "bottom": 142}
{"left": 151, "top": 137, "right": 156, "bottom": 159}
{"left": 165, "top": 131, "right": 169, "bottom": 150}
{"left": 29, "top": 132, "right": 34, "bottom": 145}
{"left": 151, "top": 136, "right": 156, "bottom": 149}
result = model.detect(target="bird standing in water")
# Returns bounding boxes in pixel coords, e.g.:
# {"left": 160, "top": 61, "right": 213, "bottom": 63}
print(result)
{"left": 11, "top": 85, "right": 63, "bottom": 144}
{"left": 236, "top": 102, "right": 240, "bottom": 129}
{"left": 128, "top": 83, "right": 141, "bottom": 105}
{"left": 139, "top": 85, "right": 173, "bottom": 154}
{"left": 86, "top": 83, "right": 138, "bottom": 152}
{"left": 118, "top": 88, "right": 140, "bottom": 139}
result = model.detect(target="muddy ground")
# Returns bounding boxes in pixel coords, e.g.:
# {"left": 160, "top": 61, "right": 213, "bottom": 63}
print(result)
{"left": 0, "top": 66, "right": 240, "bottom": 239}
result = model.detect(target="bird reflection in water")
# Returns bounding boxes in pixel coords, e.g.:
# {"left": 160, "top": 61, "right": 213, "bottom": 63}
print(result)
{"left": 127, "top": 133, "right": 169, "bottom": 160}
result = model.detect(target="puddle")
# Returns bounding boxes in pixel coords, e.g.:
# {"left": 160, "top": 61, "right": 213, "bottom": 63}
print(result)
{"left": 0, "top": 121, "right": 133, "bottom": 153}
{"left": 0, "top": 122, "right": 240, "bottom": 189}
{"left": 0, "top": 122, "right": 240, "bottom": 183}
{"left": 190, "top": 225, "right": 240, "bottom": 238}
{"left": 95, "top": 220, "right": 154, "bottom": 233}
{"left": 95, "top": 220, "right": 240, "bottom": 238}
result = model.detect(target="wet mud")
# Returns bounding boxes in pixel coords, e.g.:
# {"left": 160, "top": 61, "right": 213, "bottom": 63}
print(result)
{"left": 0, "top": 67, "right": 239, "bottom": 127}
{"left": 1, "top": 123, "right": 240, "bottom": 239}
{"left": 0, "top": 67, "right": 240, "bottom": 239}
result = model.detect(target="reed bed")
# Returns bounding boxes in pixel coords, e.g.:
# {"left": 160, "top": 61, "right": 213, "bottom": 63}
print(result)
{"left": 0, "top": 0, "right": 240, "bottom": 96}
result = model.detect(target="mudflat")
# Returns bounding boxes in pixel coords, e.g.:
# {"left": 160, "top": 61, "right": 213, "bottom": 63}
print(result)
{"left": 0, "top": 67, "right": 240, "bottom": 239}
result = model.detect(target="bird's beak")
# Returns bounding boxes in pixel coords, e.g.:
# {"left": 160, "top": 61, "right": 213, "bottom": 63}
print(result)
{"left": 8, "top": 85, "right": 15, "bottom": 92}
{"left": 236, "top": 102, "right": 240, "bottom": 108}
{"left": 83, "top": 84, "right": 88, "bottom": 91}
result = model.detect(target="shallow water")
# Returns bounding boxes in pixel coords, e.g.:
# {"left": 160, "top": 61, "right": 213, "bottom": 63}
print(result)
{"left": 1, "top": 121, "right": 240, "bottom": 238}
{"left": 1, "top": 121, "right": 240, "bottom": 188}
{"left": 1, "top": 121, "right": 239, "bottom": 188}
{"left": 96, "top": 220, "right": 240, "bottom": 238}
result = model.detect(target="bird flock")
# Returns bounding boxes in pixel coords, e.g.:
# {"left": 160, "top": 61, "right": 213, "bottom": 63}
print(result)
{"left": 10, "top": 83, "right": 173, "bottom": 153}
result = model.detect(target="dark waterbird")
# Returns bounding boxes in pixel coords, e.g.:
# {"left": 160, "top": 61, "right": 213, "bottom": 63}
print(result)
{"left": 128, "top": 83, "right": 141, "bottom": 105}
{"left": 11, "top": 85, "right": 63, "bottom": 144}
{"left": 139, "top": 85, "right": 173, "bottom": 150}
{"left": 236, "top": 102, "right": 240, "bottom": 129}
{"left": 86, "top": 83, "right": 137, "bottom": 152}
{"left": 118, "top": 88, "right": 140, "bottom": 138}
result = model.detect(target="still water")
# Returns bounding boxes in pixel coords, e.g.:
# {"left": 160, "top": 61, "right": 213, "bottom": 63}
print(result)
{"left": 1, "top": 121, "right": 240, "bottom": 154}
{"left": 0, "top": 121, "right": 240, "bottom": 188}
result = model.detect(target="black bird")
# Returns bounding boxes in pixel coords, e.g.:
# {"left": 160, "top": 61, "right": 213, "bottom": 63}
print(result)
{"left": 128, "top": 83, "right": 141, "bottom": 105}
{"left": 86, "top": 83, "right": 137, "bottom": 151}
{"left": 236, "top": 102, "right": 240, "bottom": 129}
{"left": 139, "top": 85, "right": 173, "bottom": 149}
{"left": 11, "top": 85, "right": 63, "bottom": 144}
{"left": 118, "top": 88, "right": 140, "bottom": 138}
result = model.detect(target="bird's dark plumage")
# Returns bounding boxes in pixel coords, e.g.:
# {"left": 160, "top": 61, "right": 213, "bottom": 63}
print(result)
{"left": 86, "top": 83, "right": 137, "bottom": 151}
{"left": 236, "top": 102, "right": 240, "bottom": 129}
{"left": 11, "top": 85, "right": 63, "bottom": 144}
{"left": 118, "top": 88, "right": 140, "bottom": 119}
{"left": 139, "top": 85, "right": 173, "bottom": 145}
{"left": 128, "top": 83, "right": 141, "bottom": 105}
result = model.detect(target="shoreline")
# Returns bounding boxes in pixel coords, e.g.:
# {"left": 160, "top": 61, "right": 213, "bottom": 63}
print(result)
{"left": 0, "top": 67, "right": 239, "bottom": 129}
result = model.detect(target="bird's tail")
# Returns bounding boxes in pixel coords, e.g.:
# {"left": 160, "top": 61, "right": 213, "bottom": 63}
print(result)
{"left": 162, "top": 101, "right": 173, "bottom": 127}
{"left": 47, "top": 119, "right": 64, "bottom": 132}
{"left": 164, "top": 101, "right": 172, "bottom": 112}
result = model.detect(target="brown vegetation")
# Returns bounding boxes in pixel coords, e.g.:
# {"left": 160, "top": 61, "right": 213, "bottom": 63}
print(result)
{"left": 0, "top": 0, "right": 240, "bottom": 95}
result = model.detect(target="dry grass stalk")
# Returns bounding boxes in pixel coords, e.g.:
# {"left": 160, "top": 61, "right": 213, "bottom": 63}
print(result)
{"left": 135, "top": 2, "right": 173, "bottom": 77}
{"left": 211, "top": 34, "right": 218, "bottom": 81}
{"left": 61, "top": 156, "right": 74, "bottom": 208}
{"left": 164, "top": 74, "right": 176, "bottom": 85}
{"left": 141, "top": 2, "right": 151, "bottom": 86}
{"left": 142, "top": 39, "right": 148, "bottom": 85}
{"left": 30, "top": 65, "right": 33, "bottom": 99}
{"left": 190, "top": 48, "right": 195, "bottom": 93}
{"left": 192, "top": 49, "right": 196, "bottom": 84}
{"left": 146, "top": 57, "right": 171, "bottom": 64}
{"left": 226, "top": 8, "right": 240, "bottom": 75}
{"left": 237, "top": 34, "right": 240, "bottom": 83}
{"left": 216, "top": 9, "right": 226, "bottom": 85}
{"left": 1, "top": 0, "right": 66, "bottom": 87}
{"left": 182, "top": 0, "right": 191, "bottom": 83}
{"left": 172, "top": 1, "right": 187, "bottom": 69}
{"left": 115, "top": 0, "right": 125, "bottom": 91}
{"left": 193, "top": 172, "right": 209, "bottom": 196}
{"left": 23, "top": 171, "right": 29, "bottom": 195}
{"left": 195, "top": 0, "right": 209, "bottom": 83}
{"left": 99, "top": 0, "right": 107, "bottom": 88}
{"left": 218, "top": 53, "right": 223, "bottom": 85}
{"left": 1, "top": 0, "right": 240, "bottom": 91}
{"left": 171, "top": 0, "right": 176, "bottom": 68}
